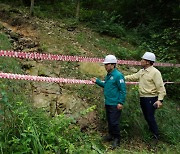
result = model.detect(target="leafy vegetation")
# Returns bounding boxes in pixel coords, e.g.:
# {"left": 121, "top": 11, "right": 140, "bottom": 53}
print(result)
{"left": 0, "top": 32, "right": 105, "bottom": 154}
{"left": 0, "top": 88, "right": 104, "bottom": 153}
{"left": 0, "top": 0, "right": 180, "bottom": 153}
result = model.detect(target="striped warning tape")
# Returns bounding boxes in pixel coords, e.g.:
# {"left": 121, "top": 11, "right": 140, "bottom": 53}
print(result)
{"left": 0, "top": 72, "right": 177, "bottom": 85}
{"left": 0, "top": 72, "right": 93, "bottom": 84}
{"left": 0, "top": 50, "right": 179, "bottom": 67}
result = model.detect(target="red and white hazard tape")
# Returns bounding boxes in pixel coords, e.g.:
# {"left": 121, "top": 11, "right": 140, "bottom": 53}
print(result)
{"left": 0, "top": 72, "right": 94, "bottom": 84}
{"left": 0, "top": 50, "right": 179, "bottom": 67}
{"left": 0, "top": 72, "right": 176, "bottom": 85}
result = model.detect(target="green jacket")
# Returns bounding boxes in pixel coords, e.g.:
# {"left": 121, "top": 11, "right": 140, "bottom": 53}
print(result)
{"left": 96, "top": 68, "right": 126, "bottom": 105}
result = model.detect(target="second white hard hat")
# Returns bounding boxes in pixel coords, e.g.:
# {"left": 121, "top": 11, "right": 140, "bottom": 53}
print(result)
{"left": 103, "top": 55, "right": 117, "bottom": 64}
{"left": 142, "top": 52, "right": 156, "bottom": 62}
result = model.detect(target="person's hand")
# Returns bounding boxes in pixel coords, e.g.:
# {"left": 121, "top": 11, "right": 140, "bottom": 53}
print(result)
{"left": 153, "top": 100, "right": 163, "bottom": 109}
{"left": 91, "top": 77, "right": 97, "bottom": 83}
{"left": 117, "top": 104, "right": 123, "bottom": 110}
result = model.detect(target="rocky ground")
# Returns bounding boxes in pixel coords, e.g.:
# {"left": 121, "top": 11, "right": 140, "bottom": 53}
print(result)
{"left": 0, "top": 4, "right": 103, "bottom": 130}
{"left": 0, "top": 3, "right": 139, "bottom": 132}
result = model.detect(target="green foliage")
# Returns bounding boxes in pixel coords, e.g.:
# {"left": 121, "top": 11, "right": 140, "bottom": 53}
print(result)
{"left": 76, "top": 31, "right": 143, "bottom": 60}
{"left": 122, "top": 86, "right": 180, "bottom": 145}
{"left": 0, "top": 85, "right": 105, "bottom": 153}
{"left": 0, "top": 93, "right": 44, "bottom": 153}
{"left": 80, "top": 105, "right": 97, "bottom": 116}
{"left": 138, "top": 26, "right": 180, "bottom": 100}
{"left": 0, "top": 32, "right": 11, "bottom": 50}
{"left": 94, "top": 18, "right": 126, "bottom": 38}
{"left": 0, "top": 34, "right": 23, "bottom": 89}
{"left": 0, "top": 31, "right": 105, "bottom": 153}
{"left": 156, "top": 99, "right": 180, "bottom": 144}
{"left": 33, "top": 1, "right": 76, "bottom": 19}
{"left": 140, "top": 27, "right": 179, "bottom": 63}
{"left": 159, "top": 67, "right": 180, "bottom": 100}
{"left": 121, "top": 86, "right": 146, "bottom": 139}
{"left": 93, "top": 37, "right": 142, "bottom": 60}
{"left": 0, "top": 57, "right": 23, "bottom": 74}
{"left": 64, "top": 44, "right": 80, "bottom": 56}
{"left": 0, "top": 1, "right": 179, "bottom": 153}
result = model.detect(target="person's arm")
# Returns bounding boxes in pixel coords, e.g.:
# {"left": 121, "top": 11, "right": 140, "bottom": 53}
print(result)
{"left": 96, "top": 78, "right": 105, "bottom": 88}
{"left": 117, "top": 75, "right": 126, "bottom": 105}
{"left": 91, "top": 77, "right": 105, "bottom": 88}
{"left": 125, "top": 70, "right": 140, "bottom": 81}
{"left": 153, "top": 71, "right": 166, "bottom": 108}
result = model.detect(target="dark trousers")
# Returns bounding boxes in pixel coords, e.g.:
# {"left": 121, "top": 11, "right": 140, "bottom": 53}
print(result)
{"left": 140, "top": 97, "right": 158, "bottom": 136}
{"left": 105, "top": 105, "right": 121, "bottom": 139}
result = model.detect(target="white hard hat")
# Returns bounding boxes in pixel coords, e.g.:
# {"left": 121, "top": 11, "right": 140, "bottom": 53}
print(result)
{"left": 142, "top": 52, "right": 156, "bottom": 62}
{"left": 103, "top": 55, "right": 117, "bottom": 64}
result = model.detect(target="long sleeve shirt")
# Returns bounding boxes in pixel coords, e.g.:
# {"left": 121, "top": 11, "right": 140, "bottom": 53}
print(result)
{"left": 125, "top": 66, "right": 166, "bottom": 100}
{"left": 96, "top": 68, "right": 126, "bottom": 105}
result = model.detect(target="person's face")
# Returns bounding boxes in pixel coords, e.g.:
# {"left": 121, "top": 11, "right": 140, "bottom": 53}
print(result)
{"left": 104, "top": 63, "right": 114, "bottom": 73}
{"left": 141, "top": 59, "right": 150, "bottom": 68}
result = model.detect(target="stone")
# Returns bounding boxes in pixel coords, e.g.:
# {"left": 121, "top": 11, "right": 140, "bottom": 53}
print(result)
{"left": 32, "top": 82, "right": 61, "bottom": 94}
{"left": 9, "top": 31, "right": 19, "bottom": 40}
{"left": 79, "top": 62, "right": 106, "bottom": 77}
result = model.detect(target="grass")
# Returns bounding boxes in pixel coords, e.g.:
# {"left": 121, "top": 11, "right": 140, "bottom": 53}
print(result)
{"left": 0, "top": 5, "right": 180, "bottom": 153}
{"left": 0, "top": 32, "right": 24, "bottom": 74}
{"left": 0, "top": 30, "right": 105, "bottom": 153}
{"left": 75, "top": 30, "right": 144, "bottom": 61}
{"left": 0, "top": 32, "right": 11, "bottom": 50}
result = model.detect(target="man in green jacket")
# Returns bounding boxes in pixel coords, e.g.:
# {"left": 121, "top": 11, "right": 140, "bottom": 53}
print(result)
{"left": 91, "top": 55, "right": 126, "bottom": 149}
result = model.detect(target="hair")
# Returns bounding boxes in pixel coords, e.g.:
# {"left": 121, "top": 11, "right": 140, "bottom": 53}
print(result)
{"left": 111, "top": 63, "right": 116, "bottom": 68}
{"left": 150, "top": 61, "right": 154, "bottom": 65}
{"left": 145, "top": 60, "right": 154, "bottom": 65}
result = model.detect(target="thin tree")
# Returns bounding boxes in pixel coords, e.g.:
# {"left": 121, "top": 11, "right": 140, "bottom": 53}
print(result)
{"left": 76, "top": 0, "right": 80, "bottom": 20}
{"left": 30, "top": 0, "right": 35, "bottom": 16}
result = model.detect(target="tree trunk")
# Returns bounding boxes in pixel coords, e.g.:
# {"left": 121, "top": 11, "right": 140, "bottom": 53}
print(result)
{"left": 30, "top": 0, "right": 35, "bottom": 16}
{"left": 76, "top": 0, "right": 80, "bottom": 20}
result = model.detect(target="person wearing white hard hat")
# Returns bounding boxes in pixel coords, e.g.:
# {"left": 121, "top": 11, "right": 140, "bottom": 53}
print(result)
{"left": 91, "top": 55, "right": 126, "bottom": 149}
{"left": 125, "top": 52, "right": 166, "bottom": 141}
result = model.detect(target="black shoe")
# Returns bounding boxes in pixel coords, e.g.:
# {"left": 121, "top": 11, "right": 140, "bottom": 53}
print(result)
{"left": 151, "top": 134, "right": 159, "bottom": 143}
{"left": 102, "top": 135, "right": 113, "bottom": 142}
{"left": 148, "top": 134, "right": 159, "bottom": 150}
{"left": 153, "top": 134, "right": 159, "bottom": 140}
{"left": 152, "top": 134, "right": 159, "bottom": 145}
{"left": 112, "top": 138, "right": 120, "bottom": 149}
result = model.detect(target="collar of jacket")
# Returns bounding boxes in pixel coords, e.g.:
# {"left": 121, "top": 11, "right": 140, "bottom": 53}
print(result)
{"left": 144, "top": 66, "right": 154, "bottom": 72}
{"left": 107, "top": 68, "right": 117, "bottom": 75}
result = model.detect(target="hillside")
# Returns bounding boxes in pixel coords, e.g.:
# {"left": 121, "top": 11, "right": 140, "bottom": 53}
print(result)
{"left": 0, "top": 2, "right": 180, "bottom": 154}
